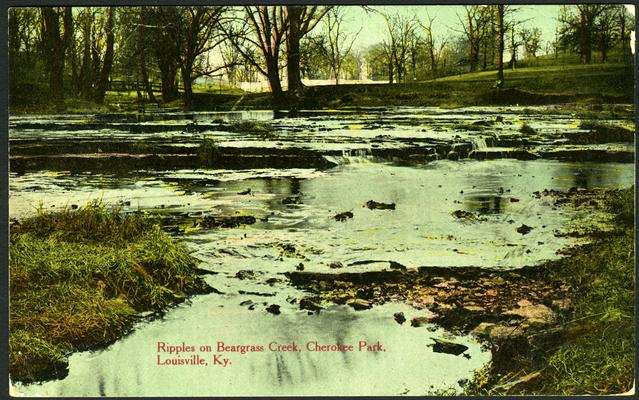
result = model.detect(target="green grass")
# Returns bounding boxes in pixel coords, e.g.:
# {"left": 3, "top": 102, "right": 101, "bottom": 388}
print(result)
{"left": 9, "top": 202, "right": 211, "bottom": 383}
{"left": 466, "top": 187, "right": 635, "bottom": 395}
{"left": 11, "top": 62, "right": 634, "bottom": 114}
{"left": 287, "top": 63, "right": 633, "bottom": 110}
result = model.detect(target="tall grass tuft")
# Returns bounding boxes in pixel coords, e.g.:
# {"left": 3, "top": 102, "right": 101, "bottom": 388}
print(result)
{"left": 9, "top": 202, "right": 211, "bottom": 383}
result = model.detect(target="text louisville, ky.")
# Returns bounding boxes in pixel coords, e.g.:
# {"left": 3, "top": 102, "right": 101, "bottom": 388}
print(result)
{"left": 156, "top": 340, "right": 387, "bottom": 367}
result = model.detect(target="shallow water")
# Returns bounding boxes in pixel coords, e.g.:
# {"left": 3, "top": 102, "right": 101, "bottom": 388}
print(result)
{"left": 9, "top": 107, "right": 635, "bottom": 396}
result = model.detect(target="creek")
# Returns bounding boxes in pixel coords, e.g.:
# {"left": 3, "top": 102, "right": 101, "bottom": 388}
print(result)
{"left": 10, "top": 106, "right": 634, "bottom": 396}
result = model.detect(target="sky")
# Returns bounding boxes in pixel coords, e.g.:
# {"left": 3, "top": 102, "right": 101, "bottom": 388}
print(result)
{"left": 338, "top": 5, "right": 562, "bottom": 52}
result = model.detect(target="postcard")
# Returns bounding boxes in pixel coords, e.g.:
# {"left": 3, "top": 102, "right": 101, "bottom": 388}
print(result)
{"left": 6, "top": 4, "right": 636, "bottom": 396}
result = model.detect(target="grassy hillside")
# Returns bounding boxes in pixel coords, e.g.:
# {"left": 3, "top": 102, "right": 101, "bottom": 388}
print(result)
{"left": 9, "top": 62, "right": 634, "bottom": 114}
{"left": 192, "top": 63, "right": 634, "bottom": 110}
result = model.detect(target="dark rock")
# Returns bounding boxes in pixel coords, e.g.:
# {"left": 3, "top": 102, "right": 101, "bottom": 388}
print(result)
{"left": 446, "top": 151, "right": 460, "bottom": 160}
{"left": 300, "top": 297, "right": 323, "bottom": 312}
{"left": 238, "top": 290, "right": 275, "bottom": 297}
{"left": 334, "top": 211, "right": 354, "bottom": 222}
{"left": 510, "top": 197, "right": 520, "bottom": 202}
{"left": 394, "top": 312, "right": 406, "bottom": 324}
{"left": 356, "top": 287, "right": 374, "bottom": 299}
{"left": 265, "top": 277, "right": 281, "bottom": 285}
{"left": 410, "top": 317, "right": 431, "bottom": 327}
{"left": 235, "top": 270, "right": 256, "bottom": 280}
{"left": 265, "top": 304, "right": 281, "bottom": 315}
{"left": 431, "top": 338, "right": 468, "bottom": 356}
{"left": 296, "top": 263, "right": 305, "bottom": 271}
{"left": 240, "top": 300, "right": 254, "bottom": 307}
{"left": 451, "top": 210, "right": 484, "bottom": 222}
{"left": 389, "top": 261, "right": 407, "bottom": 270}
{"left": 516, "top": 224, "right": 533, "bottom": 235}
{"left": 328, "top": 261, "right": 344, "bottom": 269}
{"left": 201, "top": 215, "right": 256, "bottom": 229}
{"left": 364, "top": 200, "right": 396, "bottom": 210}
{"left": 237, "top": 188, "right": 252, "bottom": 195}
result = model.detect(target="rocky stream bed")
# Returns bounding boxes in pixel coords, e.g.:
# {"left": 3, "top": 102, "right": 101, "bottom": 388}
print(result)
{"left": 9, "top": 105, "right": 635, "bottom": 395}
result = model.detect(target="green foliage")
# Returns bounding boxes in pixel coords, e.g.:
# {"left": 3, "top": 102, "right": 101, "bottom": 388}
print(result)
{"left": 519, "top": 123, "right": 537, "bottom": 134}
{"left": 198, "top": 137, "right": 222, "bottom": 166}
{"left": 11, "top": 200, "right": 155, "bottom": 247}
{"left": 227, "top": 120, "right": 276, "bottom": 137}
{"left": 9, "top": 330, "right": 68, "bottom": 383}
{"left": 9, "top": 203, "right": 210, "bottom": 382}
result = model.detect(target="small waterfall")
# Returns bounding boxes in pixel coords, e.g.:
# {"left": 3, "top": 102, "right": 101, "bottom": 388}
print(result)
{"left": 324, "top": 147, "right": 374, "bottom": 165}
{"left": 342, "top": 148, "right": 372, "bottom": 157}
{"left": 471, "top": 136, "right": 488, "bottom": 151}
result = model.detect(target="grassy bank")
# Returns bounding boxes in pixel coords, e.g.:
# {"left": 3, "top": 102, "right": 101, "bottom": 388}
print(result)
{"left": 9, "top": 63, "right": 634, "bottom": 114}
{"left": 466, "top": 187, "right": 635, "bottom": 395}
{"left": 292, "top": 63, "right": 634, "bottom": 110}
{"left": 9, "top": 202, "right": 212, "bottom": 383}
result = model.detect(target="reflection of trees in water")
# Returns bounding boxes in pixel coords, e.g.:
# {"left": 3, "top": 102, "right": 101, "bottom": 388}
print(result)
{"left": 573, "top": 167, "right": 589, "bottom": 188}
{"left": 264, "top": 310, "right": 359, "bottom": 386}
{"left": 468, "top": 195, "right": 503, "bottom": 214}
{"left": 274, "top": 353, "right": 294, "bottom": 385}
{"left": 554, "top": 164, "right": 621, "bottom": 190}
{"left": 289, "top": 177, "right": 301, "bottom": 195}
{"left": 262, "top": 177, "right": 307, "bottom": 212}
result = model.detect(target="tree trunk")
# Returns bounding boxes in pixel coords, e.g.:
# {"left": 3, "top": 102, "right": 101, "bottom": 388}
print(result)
{"left": 161, "top": 69, "right": 179, "bottom": 102}
{"left": 266, "top": 58, "right": 285, "bottom": 109}
{"left": 510, "top": 26, "right": 516, "bottom": 69}
{"left": 94, "top": 7, "right": 114, "bottom": 104}
{"left": 79, "top": 12, "right": 93, "bottom": 99}
{"left": 181, "top": 64, "right": 194, "bottom": 110}
{"left": 482, "top": 40, "right": 487, "bottom": 70}
{"left": 41, "top": 7, "right": 73, "bottom": 108}
{"left": 41, "top": 7, "right": 68, "bottom": 106}
{"left": 157, "top": 53, "right": 179, "bottom": 102}
{"left": 470, "top": 42, "right": 479, "bottom": 72}
{"left": 286, "top": 6, "right": 304, "bottom": 96}
{"left": 496, "top": 5, "right": 505, "bottom": 84}
{"left": 429, "top": 47, "right": 437, "bottom": 78}
{"left": 137, "top": 20, "right": 156, "bottom": 102}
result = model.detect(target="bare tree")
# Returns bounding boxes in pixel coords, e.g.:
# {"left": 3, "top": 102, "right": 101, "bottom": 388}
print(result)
{"left": 617, "top": 5, "right": 634, "bottom": 61}
{"left": 419, "top": 13, "right": 447, "bottom": 79}
{"left": 323, "top": 7, "right": 360, "bottom": 85}
{"left": 176, "top": 7, "right": 228, "bottom": 109}
{"left": 285, "top": 6, "right": 331, "bottom": 95}
{"left": 558, "top": 4, "right": 604, "bottom": 63}
{"left": 457, "top": 5, "right": 492, "bottom": 72}
{"left": 221, "top": 6, "right": 288, "bottom": 107}
{"left": 381, "top": 12, "right": 416, "bottom": 84}
{"left": 495, "top": 5, "right": 505, "bottom": 84}
{"left": 147, "top": 7, "right": 181, "bottom": 102}
{"left": 520, "top": 26, "right": 542, "bottom": 58}
{"left": 594, "top": 5, "right": 620, "bottom": 63}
